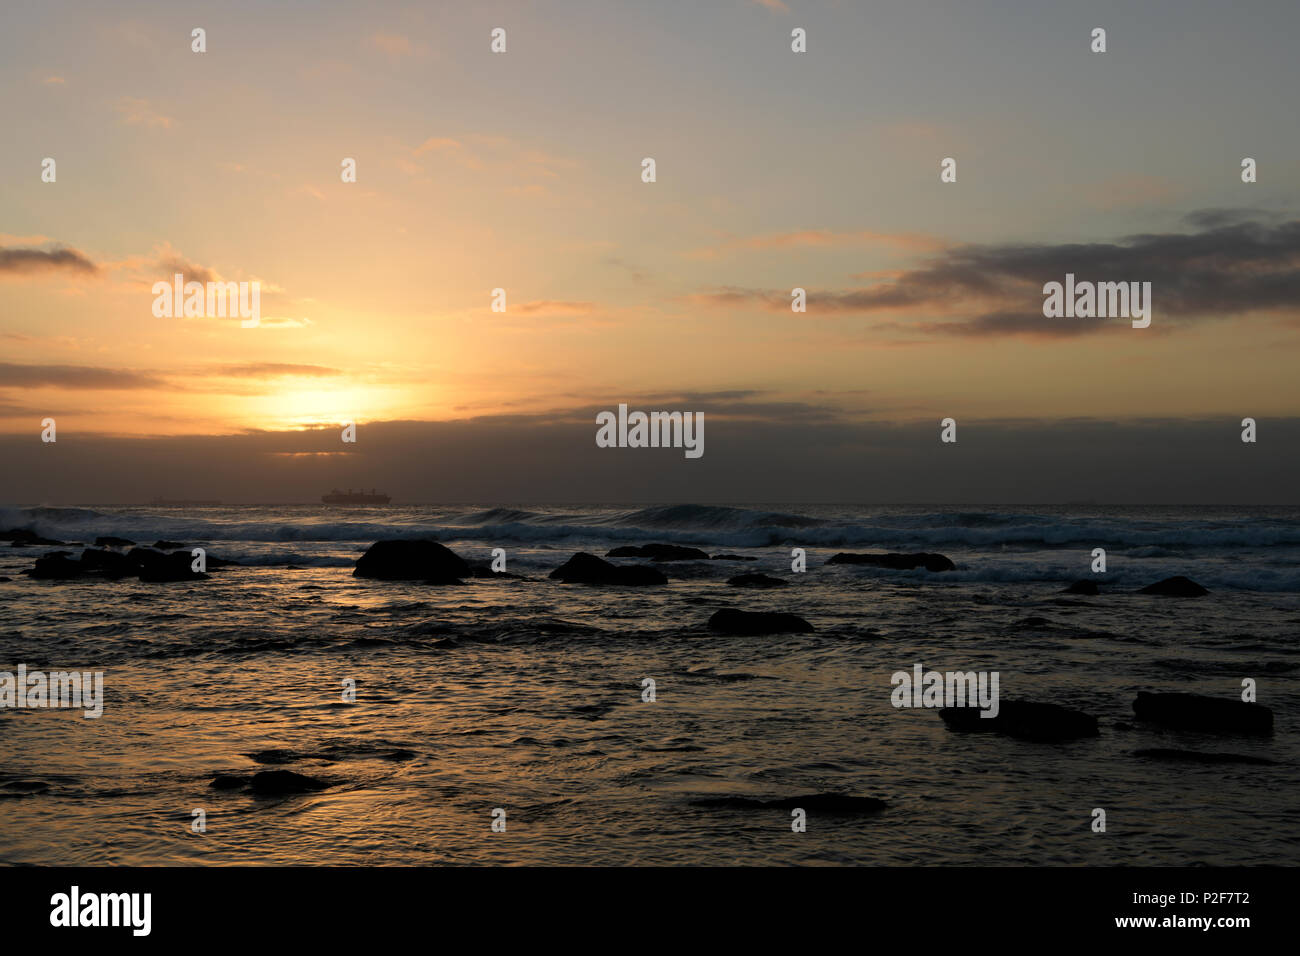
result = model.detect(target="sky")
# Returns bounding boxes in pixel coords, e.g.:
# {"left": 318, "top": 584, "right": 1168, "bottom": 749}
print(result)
{"left": 1, "top": 0, "right": 1298, "bottom": 503}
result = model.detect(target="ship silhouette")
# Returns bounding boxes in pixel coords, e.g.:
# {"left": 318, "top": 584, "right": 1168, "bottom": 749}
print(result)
{"left": 321, "top": 488, "right": 392, "bottom": 505}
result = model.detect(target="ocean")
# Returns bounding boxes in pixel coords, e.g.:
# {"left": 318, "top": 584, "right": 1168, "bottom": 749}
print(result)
{"left": 1, "top": 503, "right": 1297, "bottom": 865}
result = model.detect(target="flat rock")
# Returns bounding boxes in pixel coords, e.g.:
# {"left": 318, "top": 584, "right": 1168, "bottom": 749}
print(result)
{"left": 549, "top": 552, "right": 667, "bottom": 585}
{"left": 707, "top": 608, "right": 813, "bottom": 635}
{"left": 726, "top": 573, "right": 788, "bottom": 589}
{"left": 606, "top": 544, "right": 709, "bottom": 561}
{"left": 1132, "top": 748, "right": 1277, "bottom": 766}
{"left": 1133, "top": 691, "right": 1272, "bottom": 735}
{"left": 0, "top": 529, "right": 64, "bottom": 546}
{"left": 1139, "top": 575, "right": 1208, "bottom": 596}
{"left": 940, "top": 700, "right": 1099, "bottom": 742}
{"left": 248, "top": 770, "right": 330, "bottom": 794}
{"left": 826, "top": 551, "right": 956, "bottom": 572}
{"left": 691, "top": 793, "right": 885, "bottom": 813}
{"left": 353, "top": 539, "right": 470, "bottom": 582}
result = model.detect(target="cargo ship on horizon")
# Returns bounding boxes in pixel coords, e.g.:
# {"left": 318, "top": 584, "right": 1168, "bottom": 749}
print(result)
{"left": 321, "top": 488, "right": 392, "bottom": 505}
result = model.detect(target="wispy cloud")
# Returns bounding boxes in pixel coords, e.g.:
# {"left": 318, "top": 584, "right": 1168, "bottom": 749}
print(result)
{"left": 115, "top": 96, "right": 173, "bottom": 129}
{"left": 0, "top": 246, "right": 98, "bottom": 277}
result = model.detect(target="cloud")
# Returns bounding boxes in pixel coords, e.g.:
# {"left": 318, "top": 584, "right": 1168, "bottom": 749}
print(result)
{"left": 692, "top": 211, "right": 1300, "bottom": 338}
{"left": 0, "top": 363, "right": 167, "bottom": 390}
{"left": 207, "top": 364, "right": 341, "bottom": 378}
{"left": 750, "top": 0, "right": 791, "bottom": 12}
{"left": 512, "top": 300, "right": 598, "bottom": 316}
{"left": 115, "top": 96, "right": 173, "bottom": 128}
{"left": 369, "top": 32, "right": 415, "bottom": 58}
{"left": 0, "top": 246, "right": 98, "bottom": 277}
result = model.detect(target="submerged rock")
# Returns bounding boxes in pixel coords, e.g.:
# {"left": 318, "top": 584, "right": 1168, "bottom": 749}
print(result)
{"left": 691, "top": 793, "right": 885, "bottom": 813}
{"left": 152, "top": 540, "right": 186, "bottom": 551}
{"left": 707, "top": 608, "right": 813, "bottom": 635}
{"left": 209, "top": 774, "right": 251, "bottom": 790}
{"left": 0, "top": 528, "right": 64, "bottom": 546}
{"left": 940, "top": 700, "right": 1100, "bottom": 742}
{"left": 607, "top": 543, "right": 709, "bottom": 561}
{"left": 711, "top": 553, "right": 758, "bottom": 561}
{"left": 248, "top": 770, "right": 330, "bottom": 794}
{"left": 549, "top": 552, "right": 667, "bottom": 585}
{"left": 1133, "top": 691, "right": 1272, "bottom": 735}
{"left": 826, "top": 552, "right": 956, "bottom": 572}
{"left": 353, "top": 539, "right": 470, "bottom": 582}
{"left": 94, "top": 535, "right": 136, "bottom": 548}
{"left": 1132, "top": 748, "right": 1277, "bottom": 766}
{"left": 726, "top": 573, "right": 788, "bottom": 589}
{"left": 1063, "top": 579, "right": 1099, "bottom": 595}
{"left": 1139, "top": 575, "right": 1208, "bottom": 597}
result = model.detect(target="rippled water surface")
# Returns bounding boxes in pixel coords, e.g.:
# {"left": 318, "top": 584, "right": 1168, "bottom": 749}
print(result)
{"left": 2, "top": 503, "right": 1298, "bottom": 865}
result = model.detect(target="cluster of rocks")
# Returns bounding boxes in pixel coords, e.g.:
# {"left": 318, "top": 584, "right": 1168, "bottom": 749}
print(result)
{"left": 939, "top": 691, "right": 1274, "bottom": 753}
{"left": 1062, "top": 575, "right": 1210, "bottom": 597}
{"left": 21, "top": 545, "right": 234, "bottom": 582}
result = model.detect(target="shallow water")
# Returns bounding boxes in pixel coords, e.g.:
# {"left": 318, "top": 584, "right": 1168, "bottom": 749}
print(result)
{"left": 2, "top": 503, "right": 1297, "bottom": 865}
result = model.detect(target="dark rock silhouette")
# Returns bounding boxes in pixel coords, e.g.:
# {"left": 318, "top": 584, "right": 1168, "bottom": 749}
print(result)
{"left": 27, "top": 553, "right": 87, "bottom": 579}
{"left": 827, "top": 551, "right": 956, "bottom": 572}
{"left": 209, "top": 775, "right": 250, "bottom": 790}
{"left": 727, "top": 573, "right": 788, "bottom": 588}
{"left": 130, "top": 548, "right": 207, "bottom": 582}
{"left": 353, "top": 539, "right": 470, "bottom": 582}
{"left": 1139, "top": 575, "right": 1208, "bottom": 596}
{"left": 1133, "top": 691, "right": 1272, "bottom": 735}
{"left": 549, "top": 552, "right": 667, "bottom": 585}
{"left": 94, "top": 536, "right": 136, "bottom": 548}
{"left": 1132, "top": 748, "right": 1277, "bottom": 765}
{"left": 711, "top": 553, "right": 758, "bottom": 561}
{"left": 708, "top": 608, "right": 813, "bottom": 634}
{"left": 940, "top": 700, "right": 1099, "bottom": 741}
{"left": 691, "top": 793, "right": 885, "bottom": 813}
{"left": 78, "top": 549, "right": 133, "bottom": 578}
{"left": 1, "top": 528, "right": 64, "bottom": 546}
{"left": 1063, "top": 579, "right": 1099, "bottom": 595}
{"left": 607, "top": 543, "right": 709, "bottom": 561}
{"left": 152, "top": 540, "right": 185, "bottom": 550}
{"left": 248, "top": 770, "right": 330, "bottom": 794}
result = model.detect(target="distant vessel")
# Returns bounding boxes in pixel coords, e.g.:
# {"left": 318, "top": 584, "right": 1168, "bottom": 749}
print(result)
{"left": 321, "top": 488, "right": 392, "bottom": 505}
{"left": 150, "top": 497, "right": 222, "bottom": 507}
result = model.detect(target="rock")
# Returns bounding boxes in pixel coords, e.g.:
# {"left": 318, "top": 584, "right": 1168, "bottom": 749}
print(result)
{"left": 1132, "top": 748, "right": 1277, "bottom": 766}
{"left": 1133, "top": 691, "right": 1272, "bottom": 736}
{"left": 1139, "top": 575, "right": 1208, "bottom": 597}
{"left": 707, "top": 608, "right": 813, "bottom": 635}
{"left": 549, "top": 552, "right": 667, "bottom": 585}
{"left": 209, "top": 774, "right": 251, "bottom": 790}
{"left": 353, "top": 539, "right": 470, "bottom": 582}
{"left": 78, "top": 548, "right": 133, "bottom": 578}
{"left": 606, "top": 544, "right": 709, "bottom": 561}
{"left": 1063, "top": 579, "right": 1099, "bottom": 595}
{"left": 130, "top": 548, "right": 207, "bottom": 582}
{"left": 0, "top": 528, "right": 64, "bottom": 546}
{"left": 691, "top": 793, "right": 885, "bottom": 814}
{"left": 0, "top": 577, "right": 10, "bottom": 583}
{"left": 248, "top": 770, "right": 329, "bottom": 795}
{"left": 27, "top": 553, "right": 87, "bottom": 579}
{"left": 826, "top": 551, "right": 956, "bottom": 572}
{"left": 152, "top": 540, "right": 186, "bottom": 551}
{"left": 94, "top": 536, "right": 136, "bottom": 548}
{"left": 711, "top": 553, "right": 758, "bottom": 561}
{"left": 727, "top": 573, "right": 788, "bottom": 589}
{"left": 940, "top": 700, "right": 1100, "bottom": 742}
